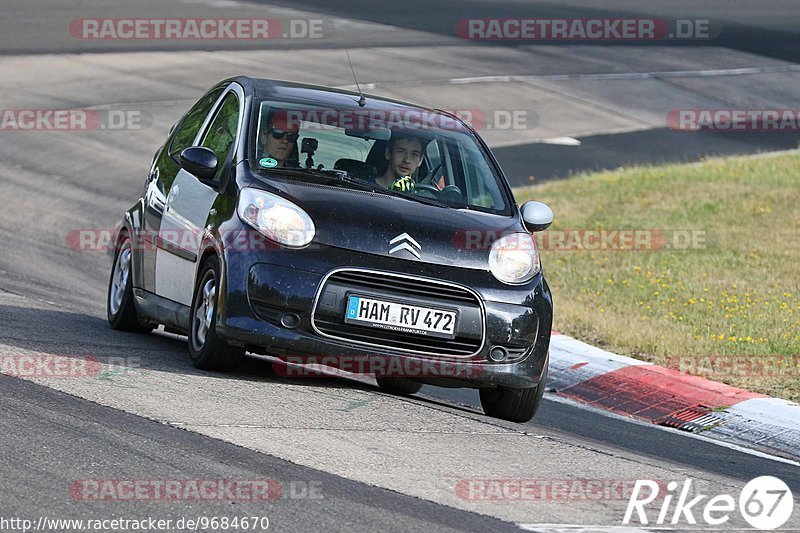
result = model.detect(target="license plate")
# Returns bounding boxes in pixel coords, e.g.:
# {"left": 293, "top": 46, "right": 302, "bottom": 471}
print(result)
{"left": 345, "top": 295, "right": 458, "bottom": 339}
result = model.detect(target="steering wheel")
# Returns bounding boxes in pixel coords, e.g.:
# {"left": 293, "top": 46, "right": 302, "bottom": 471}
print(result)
{"left": 413, "top": 183, "right": 442, "bottom": 199}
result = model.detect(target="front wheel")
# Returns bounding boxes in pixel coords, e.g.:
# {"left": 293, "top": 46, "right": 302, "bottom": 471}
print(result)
{"left": 188, "top": 255, "right": 244, "bottom": 371}
{"left": 107, "top": 234, "right": 152, "bottom": 333}
{"left": 479, "top": 363, "right": 548, "bottom": 423}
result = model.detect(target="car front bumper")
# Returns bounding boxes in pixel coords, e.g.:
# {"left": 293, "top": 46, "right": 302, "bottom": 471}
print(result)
{"left": 216, "top": 240, "right": 552, "bottom": 389}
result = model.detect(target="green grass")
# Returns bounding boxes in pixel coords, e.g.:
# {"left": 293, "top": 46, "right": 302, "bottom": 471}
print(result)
{"left": 514, "top": 150, "right": 800, "bottom": 402}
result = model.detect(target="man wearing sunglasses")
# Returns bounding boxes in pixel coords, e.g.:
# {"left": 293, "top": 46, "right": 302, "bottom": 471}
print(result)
{"left": 259, "top": 109, "right": 300, "bottom": 167}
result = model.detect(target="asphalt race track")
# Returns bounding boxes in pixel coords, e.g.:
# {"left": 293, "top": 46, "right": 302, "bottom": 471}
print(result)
{"left": 1, "top": 1, "right": 799, "bottom": 531}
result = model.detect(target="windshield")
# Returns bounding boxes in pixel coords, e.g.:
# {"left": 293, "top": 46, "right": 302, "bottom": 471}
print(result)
{"left": 249, "top": 99, "right": 513, "bottom": 215}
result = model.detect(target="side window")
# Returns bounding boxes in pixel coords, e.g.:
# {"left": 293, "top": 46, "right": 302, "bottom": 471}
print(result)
{"left": 425, "top": 139, "right": 445, "bottom": 185}
{"left": 201, "top": 93, "right": 240, "bottom": 164}
{"left": 169, "top": 87, "right": 224, "bottom": 160}
{"left": 458, "top": 143, "right": 494, "bottom": 208}
{"left": 426, "top": 140, "right": 441, "bottom": 168}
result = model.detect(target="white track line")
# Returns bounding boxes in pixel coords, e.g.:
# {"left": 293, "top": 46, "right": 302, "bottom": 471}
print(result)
{"left": 343, "top": 64, "right": 800, "bottom": 91}
{"left": 539, "top": 137, "right": 582, "bottom": 146}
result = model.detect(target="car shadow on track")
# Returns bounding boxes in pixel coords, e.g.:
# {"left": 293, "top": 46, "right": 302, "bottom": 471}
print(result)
{"left": 0, "top": 304, "right": 485, "bottom": 416}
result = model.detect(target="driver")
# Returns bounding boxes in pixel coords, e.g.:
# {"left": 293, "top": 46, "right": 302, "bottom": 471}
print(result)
{"left": 259, "top": 109, "right": 300, "bottom": 167}
{"left": 374, "top": 131, "right": 428, "bottom": 191}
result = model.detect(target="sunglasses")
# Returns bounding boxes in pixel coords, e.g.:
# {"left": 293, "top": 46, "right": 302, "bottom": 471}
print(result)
{"left": 267, "top": 128, "right": 299, "bottom": 142}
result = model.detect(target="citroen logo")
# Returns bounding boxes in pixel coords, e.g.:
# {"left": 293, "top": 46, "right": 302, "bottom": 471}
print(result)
{"left": 388, "top": 232, "right": 421, "bottom": 259}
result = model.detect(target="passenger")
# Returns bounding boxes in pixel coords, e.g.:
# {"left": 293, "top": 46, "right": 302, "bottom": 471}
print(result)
{"left": 374, "top": 131, "right": 428, "bottom": 191}
{"left": 259, "top": 109, "right": 299, "bottom": 167}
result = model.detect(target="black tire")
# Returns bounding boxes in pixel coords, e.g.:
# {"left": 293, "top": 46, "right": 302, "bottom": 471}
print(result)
{"left": 375, "top": 376, "right": 423, "bottom": 395}
{"left": 107, "top": 233, "right": 153, "bottom": 333}
{"left": 188, "top": 255, "right": 244, "bottom": 371}
{"left": 479, "top": 363, "right": 548, "bottom": 423}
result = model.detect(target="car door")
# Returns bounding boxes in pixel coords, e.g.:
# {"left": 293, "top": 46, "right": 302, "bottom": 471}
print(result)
{"left": 154, "top": 84, "right": 244, "bottom": 306}
{"left": 140, "top": 85, "right": 225, "bottom": 294}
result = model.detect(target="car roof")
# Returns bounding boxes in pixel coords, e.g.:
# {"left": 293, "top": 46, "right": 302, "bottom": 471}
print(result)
{"left": 228, "top": 76, "right": 458, "bottom": 117}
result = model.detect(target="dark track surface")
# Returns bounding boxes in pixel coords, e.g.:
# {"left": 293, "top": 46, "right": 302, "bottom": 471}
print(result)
{"left": 496, "top": 128, "right": 800, "bottom": 186}
{"left": 260, "top": 0, "right": 800, "bottom": 62}
{"left": 3, "top": 0, "right": 799, "bottom": 61}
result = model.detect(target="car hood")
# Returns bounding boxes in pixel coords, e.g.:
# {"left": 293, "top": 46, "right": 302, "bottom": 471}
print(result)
{"left": 255, "top": 178, "right": 523, "bottom": 271}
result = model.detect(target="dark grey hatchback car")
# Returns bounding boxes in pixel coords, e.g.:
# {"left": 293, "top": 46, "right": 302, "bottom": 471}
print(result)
{"left": 107, "top": 77, "right": 554, "bottom": 422}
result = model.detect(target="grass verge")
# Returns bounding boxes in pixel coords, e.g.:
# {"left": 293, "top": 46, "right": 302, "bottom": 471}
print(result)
{"left": 514, "top": 150, "right": 800, "bottom": 402}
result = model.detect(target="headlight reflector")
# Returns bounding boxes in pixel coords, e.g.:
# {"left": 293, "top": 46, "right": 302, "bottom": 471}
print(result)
{"left": 237, "top": 188, "right": 315, "bottom": 247}
{"left": 489, "top": 233, "right": 540, "bottom": 284}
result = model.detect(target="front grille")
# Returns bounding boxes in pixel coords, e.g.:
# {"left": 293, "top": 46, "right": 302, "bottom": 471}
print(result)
{"left": 312, "top": 269, "right": 484, "bottom": 357}
{"left": 327, "top": 270, "right": 478, "bottom": 303}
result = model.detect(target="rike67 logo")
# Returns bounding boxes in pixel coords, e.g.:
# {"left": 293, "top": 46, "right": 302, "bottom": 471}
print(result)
{"left": 624, "top": 476, "right": 794, "bottom": 530}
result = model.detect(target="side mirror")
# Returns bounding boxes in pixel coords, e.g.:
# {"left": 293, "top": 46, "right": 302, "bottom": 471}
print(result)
{"left": 180, "top": 146, "right": 218, "bottom": 182}
{"left": 521, "top": 201, "right": 553, "bottom": 232}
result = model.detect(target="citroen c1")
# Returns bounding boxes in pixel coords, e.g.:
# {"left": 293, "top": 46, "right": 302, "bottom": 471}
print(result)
{"left": 106, "top": 77, "right": 554, "bottom": 422}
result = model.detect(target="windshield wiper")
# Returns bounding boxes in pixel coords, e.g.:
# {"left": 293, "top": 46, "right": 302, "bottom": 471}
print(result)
{"left": 381, "top": 188, "right": 449, "bottom": 208}
{"left": 258, "top": 167, "right": 376, "bottom": 191}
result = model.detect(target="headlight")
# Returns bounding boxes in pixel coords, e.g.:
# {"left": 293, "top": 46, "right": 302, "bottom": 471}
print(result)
{"left": 489, "top": 233, "right": 540, "bottom": 284}
{"left": 237, "top": 188, "right": 315, "bottom": 247}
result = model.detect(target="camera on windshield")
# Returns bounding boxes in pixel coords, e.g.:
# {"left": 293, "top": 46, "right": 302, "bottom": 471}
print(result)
{"left": 301, "top": 137, "right": 318, "bottom": 154}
